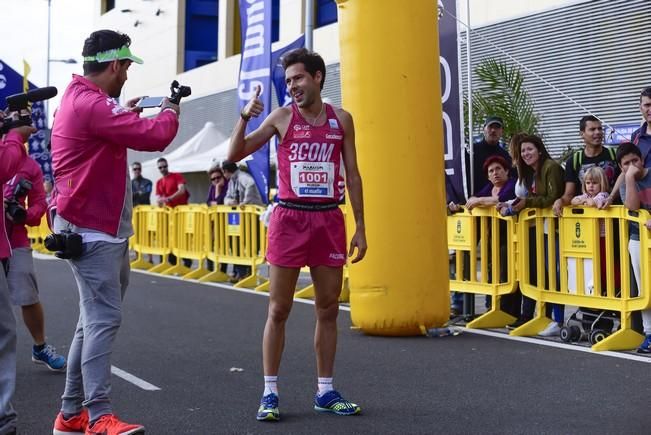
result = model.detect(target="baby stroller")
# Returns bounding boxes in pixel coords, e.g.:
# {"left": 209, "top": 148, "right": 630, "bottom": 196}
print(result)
{"left": 560, "top": 308, "right": 620, "bottom": 345}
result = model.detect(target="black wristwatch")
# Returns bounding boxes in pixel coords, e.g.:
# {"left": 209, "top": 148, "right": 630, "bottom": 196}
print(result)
{"left": 240, "top": 110, "right": 251, "bottom": 121}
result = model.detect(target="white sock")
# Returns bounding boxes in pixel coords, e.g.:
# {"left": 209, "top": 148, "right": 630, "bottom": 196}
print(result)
{"left": 317, "top": 377, "right": 334, "bottom": 395}
{"left": 263, "top": 376, "right": 278, "bottom": 396}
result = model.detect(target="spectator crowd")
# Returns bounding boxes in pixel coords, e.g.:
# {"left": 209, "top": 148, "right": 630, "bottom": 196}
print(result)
{"left": 449, "top": 87, "right": 651, "bottom": 353}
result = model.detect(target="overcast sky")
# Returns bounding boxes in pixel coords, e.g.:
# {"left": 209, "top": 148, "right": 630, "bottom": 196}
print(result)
{"left": 0, "top": 0, "right": 583, "bottom": 126}
{"left": 0, "top": 0, "right": 93, "bottom": 125}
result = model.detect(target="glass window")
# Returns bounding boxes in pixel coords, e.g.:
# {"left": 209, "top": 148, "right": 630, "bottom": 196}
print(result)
{"left": 184, "top": 0, "right": 219, "bottom": 72}
{"left": 316, "top": 0, "right": 337, "bottom": 28}
{"left": 102, "top": 0, "right": 115, "bottom": 14}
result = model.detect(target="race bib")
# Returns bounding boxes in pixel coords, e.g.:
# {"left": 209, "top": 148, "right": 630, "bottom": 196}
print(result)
{"left": 290, "top": 161, "right": 334, "bottom": 198}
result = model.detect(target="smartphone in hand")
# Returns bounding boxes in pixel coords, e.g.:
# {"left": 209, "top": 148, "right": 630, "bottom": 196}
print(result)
{"left": 136, "top": 96, "right": 165, "bottom": 108}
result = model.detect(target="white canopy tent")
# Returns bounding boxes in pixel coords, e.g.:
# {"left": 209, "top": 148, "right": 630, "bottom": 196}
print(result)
{"left": 140, "top": 121, "right": 277, "bottom": 204}
{"left": 140, "top": 121, "right": 228, "bottom": 184}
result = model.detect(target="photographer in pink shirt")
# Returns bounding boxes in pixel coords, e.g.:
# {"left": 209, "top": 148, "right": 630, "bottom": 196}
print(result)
{"left": 50, "top": 30, "right": 179, "bottom": 435}
{"left": 0, "top": 124, "right": 34, "bottom": 435}
{"left": 4, "top": 155, "right": 68, "bottom": 375}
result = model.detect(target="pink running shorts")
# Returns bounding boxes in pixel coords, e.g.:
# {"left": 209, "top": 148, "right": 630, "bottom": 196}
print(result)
{"left": 266, "top": 206, "right": 346, "bottom": 268}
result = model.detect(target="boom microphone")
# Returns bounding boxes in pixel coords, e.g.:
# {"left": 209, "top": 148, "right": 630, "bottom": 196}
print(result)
{"left": 25, "top": 86, "right": 58, "bottom": 102}
{"left": 6, "top": 86, "right": 58, "bottom": 111}
{"left": 1, "top": 86, "right": 58, "bottom": 134}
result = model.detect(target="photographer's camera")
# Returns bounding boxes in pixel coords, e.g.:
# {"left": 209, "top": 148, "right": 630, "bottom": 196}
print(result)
{"left": 169, "top": 80, "right": 191, "bottom": 105}
{"left": 44, "top": 231, "right": 83, "bottom": 260}
{"left": 5, "top": 179, "right": 32, "bottom": 225}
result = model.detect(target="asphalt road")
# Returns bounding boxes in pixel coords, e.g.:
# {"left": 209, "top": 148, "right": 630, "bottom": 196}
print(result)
{"left": 11, "top": 257, "right": 651, "bottom": 434}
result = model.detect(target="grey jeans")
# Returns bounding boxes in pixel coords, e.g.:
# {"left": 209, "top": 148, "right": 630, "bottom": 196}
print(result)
{"left": 60, "top": 241, "right": 129, "bottom": 422}
{"left": 0, "top": 261, "right": 17, "bottom": 435}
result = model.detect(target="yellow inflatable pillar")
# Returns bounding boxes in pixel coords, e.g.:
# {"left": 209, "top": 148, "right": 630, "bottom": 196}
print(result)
{"left": 336, "top": 0, "right": 449, "bottom": 335}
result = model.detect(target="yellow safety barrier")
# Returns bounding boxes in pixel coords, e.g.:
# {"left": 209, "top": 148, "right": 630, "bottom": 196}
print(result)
{"left": 515, "top": 206, "right": 650, "bottom": 351}
{"left": 27, "top": 214, "right": 51, "bottom": 254}
{"left": 448, "top": 206, "right": 518, "bottom": 328}
{"left": 199, "top": 205, "right": 267, "bottom": 288}
{"left": 128, "top": 205, "right": 141, "bottom": 256}
{"left": 130, "top": 206, "right": 174, "bottom": 273}
{"left": 161, "top": 205, "right": 210, "bottom": 279}
{"left": 292, "top": 265, "right": 350, "bottom": 302}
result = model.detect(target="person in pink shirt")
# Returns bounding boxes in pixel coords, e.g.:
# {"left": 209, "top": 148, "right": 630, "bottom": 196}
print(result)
{"left": 50, "top": 30, "right": 179, "bottom": 435}
{"left": 0, "top": 122, "right": 35, "bottom": 435}
{"left": 4, "top": 157, "right": 67, "bottom": 373}
{"left": 230, "top": 48, "right": 367, "bottom": 421}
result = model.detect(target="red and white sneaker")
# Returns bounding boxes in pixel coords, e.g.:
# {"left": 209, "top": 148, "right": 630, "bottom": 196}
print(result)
{"left": 53, "top": 409, "right": 89, "bottom": 435}
{"left": 85, "top": 414, "right": 144, "bottom": 435}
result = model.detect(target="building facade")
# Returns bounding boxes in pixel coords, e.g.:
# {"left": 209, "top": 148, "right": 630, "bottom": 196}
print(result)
{"left": 94, "top": 0, "right": 650, "bottom": 190}
{"left": 460, "top": 0, "right": 649, "bottom": 156}
{"left": 95, "top": 0, "right": 342, "bottom": 156}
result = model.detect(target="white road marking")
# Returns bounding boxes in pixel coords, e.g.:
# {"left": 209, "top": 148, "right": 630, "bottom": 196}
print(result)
{"left": 462, "top": 327, "right": 651, "bottom": 364}
{"left": 33, "top": 254, "right": 164, "bottom": 390}
{"left": 33, "top": 252, "right": 58, "bottom": 261}
{"left": 111, "top": 366, "right": 161, "bottom": 391}
{"left": 132, "top": 270, "right": 651, "bottom": 364}
{"left": 35, "top": 255, "right": 649, "bottom": 366}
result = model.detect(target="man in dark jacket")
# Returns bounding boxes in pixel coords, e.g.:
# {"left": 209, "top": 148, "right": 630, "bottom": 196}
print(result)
{"left": 631, "top": 86, "right": 651, "bottom": 168}
{"left": 131, "top": 161, "right": 152, "bottom": 205}
{"left": 466, "top": 116, "right": 512, "bottom": 196}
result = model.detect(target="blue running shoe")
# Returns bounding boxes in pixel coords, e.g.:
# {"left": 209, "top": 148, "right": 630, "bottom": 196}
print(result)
{"left": 32, "top": 344, "right": 66, "bottom": 372}
{"left": 314, "top": 390, "right": 361, "bottom": 416}
{"left": 256, "top": 393, "right": 280, "bottom": 421}
{"left": 637, "top": 335, "right": 651, "bottom": 354}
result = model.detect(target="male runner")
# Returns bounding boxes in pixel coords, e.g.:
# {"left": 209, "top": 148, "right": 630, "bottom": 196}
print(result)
{"left": 229, "top": 48, "right": 367, "bottom": 421}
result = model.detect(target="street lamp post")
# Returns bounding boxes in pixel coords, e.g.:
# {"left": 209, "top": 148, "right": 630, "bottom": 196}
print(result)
{"left": 46, "top": 0, "right": 77, "bottom": 128}
{"left": 45, "top": 58, "right": 77, "bottom": 128}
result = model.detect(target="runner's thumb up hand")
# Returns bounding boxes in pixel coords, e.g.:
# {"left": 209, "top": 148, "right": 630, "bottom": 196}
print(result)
{"left": 242, "top": 85, "right": 264, "bottom": 119}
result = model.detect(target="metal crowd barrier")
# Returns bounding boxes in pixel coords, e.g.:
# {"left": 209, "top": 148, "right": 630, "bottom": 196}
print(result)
{"left": 198, "top": 205, "right": 267, "bottom": 288}
{"left": 27, "top": 214, "right": 51, "bottom": 254}
{"left": 130, "top": 205, "right": 174, "bottom": 273}
{"left": 447, "top": 206, "right": 518, "bottom": 328}
{"left": 127, "top": 203, "right": 351, "bottom": 300}
{"left": 516, "top": 206, "right": 650, "bottom": 351}
{"left": 161, "top": 205, "right": 211, "bottom": 279}
{"left": 290, "top": 264, "right": 350, "bottom": 302}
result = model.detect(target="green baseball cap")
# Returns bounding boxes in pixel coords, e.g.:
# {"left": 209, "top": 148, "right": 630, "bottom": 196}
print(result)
{"left": 83, "top": 45, "right": 143, "bottom": 64}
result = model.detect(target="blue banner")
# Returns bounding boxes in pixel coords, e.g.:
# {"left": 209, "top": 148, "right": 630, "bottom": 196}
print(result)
{"left": 439, "top": 0, "right": 465, "bottom": 203}
{"left": 271, "top": 35, "right": 305, "bottom": 107}
{"left": 605, "top": 123, "right": 639, "bottom": 145}
{"left": 0, "top": 60, "right": 52, "bottom": 182}
{"left": 238, "top": 0, "right": 273, "bottom": 204}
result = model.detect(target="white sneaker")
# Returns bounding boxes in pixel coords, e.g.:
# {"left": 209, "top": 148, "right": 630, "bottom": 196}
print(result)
{"left": 539, "top": 322, "right": 562, "bottom": 337}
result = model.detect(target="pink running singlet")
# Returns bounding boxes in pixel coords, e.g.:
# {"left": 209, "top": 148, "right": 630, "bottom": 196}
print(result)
{"left": 266, "top": 103, "right": 347, "bottom": 268}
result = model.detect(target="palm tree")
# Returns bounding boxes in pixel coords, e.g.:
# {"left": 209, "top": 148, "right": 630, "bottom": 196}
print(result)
{"left": 465, "top": 58, "right": 540, "bottom": 142}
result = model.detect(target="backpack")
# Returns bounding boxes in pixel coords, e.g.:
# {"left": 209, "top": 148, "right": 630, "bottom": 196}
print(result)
{"left": 572, "top": 147, "right": 616, "bottom": 173}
